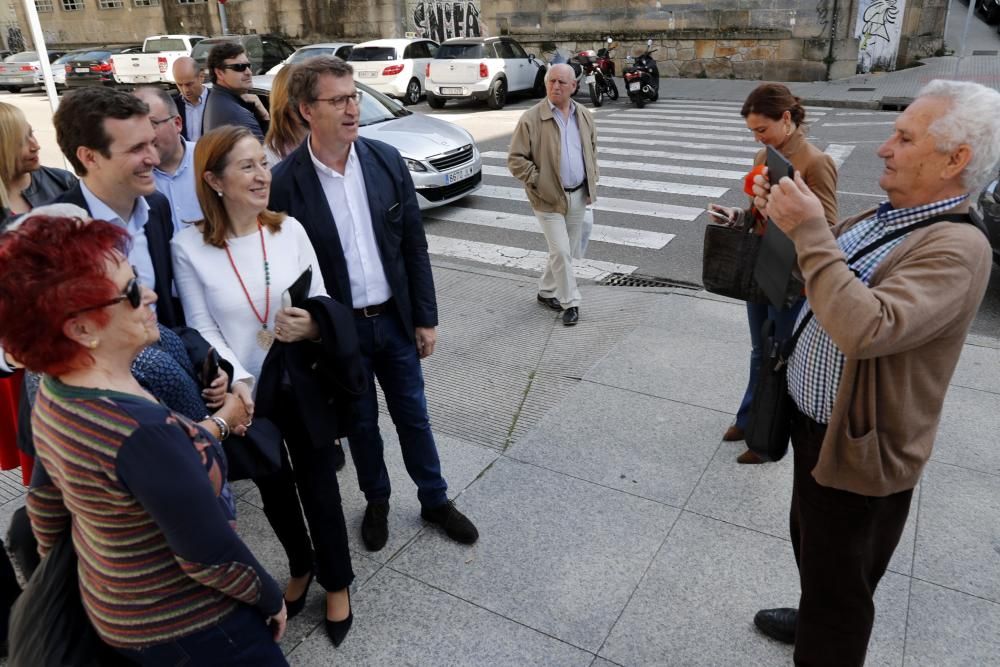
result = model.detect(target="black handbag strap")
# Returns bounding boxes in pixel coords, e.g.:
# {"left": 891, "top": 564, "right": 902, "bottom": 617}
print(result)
{"left": 783, "top": 212, "right": 973, "bottom": 359}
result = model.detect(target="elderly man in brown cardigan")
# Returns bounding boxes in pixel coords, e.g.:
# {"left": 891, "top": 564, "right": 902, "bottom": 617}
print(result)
{"left": 748, "top": 79, "right": 1000, "bottom": 666}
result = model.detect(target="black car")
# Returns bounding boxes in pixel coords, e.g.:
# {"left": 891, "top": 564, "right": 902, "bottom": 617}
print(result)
{"left": 975, "top": 0, "right": 1000, "bottom": 23}
{"left": 972, "top": 169, "right": 1000, "bottom": 264}
{"left": 190, "top": 34, "right": 296, "bottom": 78}
{"left": 64, "top": 45, "right": 142, "bottom": 89}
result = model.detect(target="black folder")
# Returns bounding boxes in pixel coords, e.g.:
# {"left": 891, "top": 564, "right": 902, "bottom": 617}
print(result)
{"left": 283, "top": 266, "right": 313, "bottom": 308}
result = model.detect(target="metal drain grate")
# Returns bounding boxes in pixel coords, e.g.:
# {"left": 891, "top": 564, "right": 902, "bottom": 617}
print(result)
{"left": 848, "top": 87, "right": 877, "bottom": 92}
{"left": 972, "top": 50, "right": 998, "bottom": 56}
{"left": 600, "top": 273, "right": 678, "bottom": 288}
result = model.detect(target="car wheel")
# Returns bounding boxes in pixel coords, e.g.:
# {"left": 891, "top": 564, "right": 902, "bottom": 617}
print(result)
{"left": 487, "top": 78, "right": 507, "bottom": 109}
{"left": 427, "top": 92, "right": 446, "bottom": 109}
{"left": 533, "top": 69, "right": 546, "bottom": 98}
{"left": 7, "top": 86, "right": 20, "bottom": 93}
{"left": 403, "top": 78, "right": 421, "bottom": 106}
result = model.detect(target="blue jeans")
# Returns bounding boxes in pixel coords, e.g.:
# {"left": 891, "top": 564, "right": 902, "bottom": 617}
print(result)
{"left": 114, "top": 605, "right": 287, "bottom": 666}
{"left": 348, "top": 308, "right": 449, "bottom": 509}
{"left": 734, "top": 298, "right": 805, "bottom": 429}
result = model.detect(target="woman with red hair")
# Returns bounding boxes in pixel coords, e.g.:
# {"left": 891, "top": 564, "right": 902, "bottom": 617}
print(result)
{"left": 0, "top": 215, "right": 288, "bottom": 665}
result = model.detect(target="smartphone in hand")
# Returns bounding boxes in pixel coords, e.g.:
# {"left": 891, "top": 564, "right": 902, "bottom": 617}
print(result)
{"left": 706, "top": 208, "right": 731, "bottom": 222}
{"left": 200, "top": 347, "right": 220, "bottom": 389}
{"left": 766, "top": 145, "right": 795, "bottom": 186}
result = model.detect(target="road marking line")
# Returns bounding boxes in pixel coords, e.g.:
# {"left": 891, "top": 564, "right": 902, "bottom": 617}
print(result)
{"left": 481, "top": 151, "right": 744, "bottom": 180}
{"left": 599, "top": 118, "right": 754, "bottom": 134}
{"left": 824, "top": 144, "right": 855, "bottom": 167}
{"left": 481, "top": 165, "right": 728, "bottom": 197}
{"left": 615, "top": 111, "right": 749, "bottom": 125}
{"left": 424, "top": 206, "right": 675, "bottom": 249}
{"left": 649, "top": 100, "right": 831, "bottom": 113}
{"left": 595, "top": 131, "right": 760, "bottom": 154}
{"left": 596, "top": 145, "right": 755, "bottom": 166}
{"left": 819, "top": 121, "right": 896, "bottom": 127}
{"left": 838, "top": 190, "right": 884, "bottom": 198}
{"left": 597, "top": 119, "right": 758, "bottom": 140}
{"left": 426, "top": 235, "right": 637, "bottom": 280}
{"left": 473, "top": 185, "right": 704, "bottom": 221}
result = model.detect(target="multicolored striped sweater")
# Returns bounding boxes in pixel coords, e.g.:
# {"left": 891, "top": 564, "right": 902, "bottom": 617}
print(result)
{"left": 28, "top": 376, "right": 282, "bottom": 649}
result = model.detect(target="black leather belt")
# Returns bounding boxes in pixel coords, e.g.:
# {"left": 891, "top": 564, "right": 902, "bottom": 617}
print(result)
{"left": 563, "top": 182, "right": 585, "bottom": 193}
{"left": 354, "top": 300, "right": 392, "bottom": 318}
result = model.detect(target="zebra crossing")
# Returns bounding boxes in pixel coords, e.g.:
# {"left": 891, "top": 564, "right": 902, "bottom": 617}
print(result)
{"left": 421, "top": 99, "right": 842, "bottom": 282}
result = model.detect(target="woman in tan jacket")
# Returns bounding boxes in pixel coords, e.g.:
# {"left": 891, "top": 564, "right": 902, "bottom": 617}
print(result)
{"left": 710, "top": 83, "right": 838, "bottom": 463}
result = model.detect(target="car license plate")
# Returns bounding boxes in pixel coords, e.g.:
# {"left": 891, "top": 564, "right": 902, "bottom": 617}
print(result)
{"left": 440, "top": 87, "right": 463, "bottom": 95}
{"left": 585, "top": 74, "right": 595, "bottom": 84}
{"left": 445, "top": 164, "right": 474, "bottom": 185}
{"left": 75, "top": 67, "right": 90, "bottom": 73}
{"left": 628, "top": 81, "right": 641, "bottom": 92}
{"left": 358, "top": 70, "right": 377, "bottom": 78}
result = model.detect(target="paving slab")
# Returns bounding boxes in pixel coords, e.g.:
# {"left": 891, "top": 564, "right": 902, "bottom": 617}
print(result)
{"left": 584, "top": 325, "right": 746, "bottom": 414}
{"left": 903, "top": 580, "right": 1000, "bottom": 666}
{"left": 950, "top": 342, "right": 1000, "bottom": 395}
{"left": 507, "top": 381, "right": 730, "bottom": 507}
{"left": 286, "top": 568, "right": 595, "bottom": 666}
{"left": 390, "top": 456, "right": 679, "bottom": 653}
{"left": 913, "top": 461, "right": 1000, "bottom": 603}
{"left": 640, "top": 292, "right": 751, "bottom": 344}
{"left": 933, "top": 383, "right": 1000, "bottom": 476}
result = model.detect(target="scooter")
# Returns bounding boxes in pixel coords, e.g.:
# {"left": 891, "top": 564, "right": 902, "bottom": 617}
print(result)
{"left": 577, "top": 37, "right": 619, "bottom": 107}
{"left": 623, "top": 38, "right": 660, "bottom": 108}
{"left": 548, "top": 48, "right": 586, "bottom": 95}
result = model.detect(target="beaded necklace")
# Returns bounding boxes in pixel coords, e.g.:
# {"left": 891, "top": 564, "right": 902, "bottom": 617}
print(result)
{"left": 224, "top": 220, "right": 273, "bottom": 350}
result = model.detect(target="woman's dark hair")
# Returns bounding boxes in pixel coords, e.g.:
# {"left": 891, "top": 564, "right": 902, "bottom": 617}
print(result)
{"left": 740, "top": 83, "right": 806, "bottom": 126}
{"left": 54, "top": 87, "right": 149, "bottom": 176}
{"left": 0, "top": 216, "right": 129, "bottom": 375}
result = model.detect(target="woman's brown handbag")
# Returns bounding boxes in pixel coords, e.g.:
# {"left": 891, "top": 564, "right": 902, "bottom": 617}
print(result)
{"left": 701, "top": 222, "right": 770, "bottom": 304}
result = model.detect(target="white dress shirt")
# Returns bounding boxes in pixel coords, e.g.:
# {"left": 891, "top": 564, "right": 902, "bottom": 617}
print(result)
{"left": 153, "top": 140, "right": 204, "bottom": 232}
{"left": 308, "top": 138, "right": 392, "bottom": 309}
{"left": 79, "top": 181, "right": 156, "bottom": 310}
{"left": 171, "top": 216, "right": 326, "bottom": 391}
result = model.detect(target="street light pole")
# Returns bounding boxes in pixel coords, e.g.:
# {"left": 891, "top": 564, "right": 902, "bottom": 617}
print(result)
{"left": 19, "top": 0, "right": 58, "bottom": 114}
{"left": 218, "top": 1, "right": 229, "bottom": 35}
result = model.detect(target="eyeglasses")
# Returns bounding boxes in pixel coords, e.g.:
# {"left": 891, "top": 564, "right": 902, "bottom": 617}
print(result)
{"left": 312, "top": 91, "right": 363, "bottom": 110}
{"left": 150, "top": 115, "right": 177, "bottom": 127}
{"left": 67, "top": 269, "right": 142, "bottom": 318}
{"left": 220, "top": 63, "right": 253, "bottom": 73}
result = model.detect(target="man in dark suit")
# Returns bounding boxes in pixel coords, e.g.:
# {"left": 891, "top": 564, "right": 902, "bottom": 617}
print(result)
{"left": 203, "top": 42, "right": 269, "bottom": 141}
{"left": 51, "top": 87, "right": 184, "bottom": 328}
{"left": 171, "top": 56, "right": 209, "bottom": 142}
{"left": 270, "top": 56, "right": 478, "bottom": 552}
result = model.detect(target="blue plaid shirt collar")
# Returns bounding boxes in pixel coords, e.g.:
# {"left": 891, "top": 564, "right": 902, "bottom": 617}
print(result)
{"left": 871, "top": 195, "right": 969, "bottom": 230}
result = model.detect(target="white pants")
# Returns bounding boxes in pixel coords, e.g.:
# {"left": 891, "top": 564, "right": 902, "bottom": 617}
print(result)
{"left": 534, "top": 187, "right": 586, "bottom": 308}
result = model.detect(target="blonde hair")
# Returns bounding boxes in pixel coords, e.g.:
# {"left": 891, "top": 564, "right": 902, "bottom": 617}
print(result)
{"left": 194, "top": 126, "right": 284, "bottom": 248}
{"left": 0, "top": 102, "right": 30, "bottom": 188}
{"left": 264, "top": 65, "right": 307, "bottom": 160}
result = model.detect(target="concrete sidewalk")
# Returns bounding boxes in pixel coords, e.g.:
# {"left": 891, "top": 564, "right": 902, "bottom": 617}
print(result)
{"left": 212, "top": 262, "right": 1000, "bottom": 666}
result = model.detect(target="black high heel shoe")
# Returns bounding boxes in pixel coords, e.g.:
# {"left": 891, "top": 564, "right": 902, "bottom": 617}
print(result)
{"left": 325, "top": 588, "right": 353, "bottom": 647}
{"left": 284, "top": 571, "right": 315, "bottom": 620}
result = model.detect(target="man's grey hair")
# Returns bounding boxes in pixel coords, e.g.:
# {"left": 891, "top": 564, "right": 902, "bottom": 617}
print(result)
{"left": 133, "top": 86, "right": 176, "bottom": 117}
{"left": 545, "top": 63, "right": 575, "bottom": 84}
{"left": 918, "top": 79, "right": 1000, "bottom": 192}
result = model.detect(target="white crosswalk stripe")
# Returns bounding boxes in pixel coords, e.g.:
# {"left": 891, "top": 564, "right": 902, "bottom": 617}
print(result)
{"left": 427, "top": 235, "right": 637, "bottom": 280}
{"left": 481, "top": 164, "right": 727, "bottom": 197}
{"left": 596, "top": 146, "right": 755, "bottom": 166}
{"left": 661, "top": 100, "right": 832, "bottom": 113}
{"left": 481, "top": 152, "right": 745, "bottom": 180}
{"left": 471, "top": 185, "right": 705, "bottom": 221}
{"left": 614, "top": 112, "right": 750, "bottom": 126}
{"left": 596, "top": 122, "right": 758, "bottom": 142}
{"left": 598, "top": 118, "right": 753, "bottom": 134}
{"left": 424, "top": 206, "right": 675, "bottom": 249}
{"left": 595, "top": 131, "right": 760, "bottom": 154}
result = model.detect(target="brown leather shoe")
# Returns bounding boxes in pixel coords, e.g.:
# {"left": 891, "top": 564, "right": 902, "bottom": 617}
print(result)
{"left": 723, "top": 426, "right": 745, "bottom": 442}
{"left": 737, "top": 449, "right": 764, "bottom": 464}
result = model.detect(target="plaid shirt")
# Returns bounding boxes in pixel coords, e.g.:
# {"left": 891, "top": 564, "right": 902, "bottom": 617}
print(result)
{"left": 787, "top": 195, "right": 968, "bottom": 423}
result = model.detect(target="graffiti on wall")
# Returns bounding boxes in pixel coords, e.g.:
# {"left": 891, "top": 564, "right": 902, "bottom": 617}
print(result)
{"left": 408, "top": 1, "right": 483, "bottom": 43}
{"left": 855, "top": 0, "right": 905, "bottom": 73}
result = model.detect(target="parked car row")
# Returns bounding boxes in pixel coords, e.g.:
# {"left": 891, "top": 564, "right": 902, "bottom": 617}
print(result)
{"left": 0, "top": 50, "right": 66, "bottom": 92}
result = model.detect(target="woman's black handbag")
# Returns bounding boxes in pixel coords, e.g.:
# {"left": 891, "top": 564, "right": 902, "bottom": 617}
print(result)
{"left": 702, "top": 222, "right": 770, "bottom": 304}
{"left": 223, "top": 416, "right": 283, "bottom": 481}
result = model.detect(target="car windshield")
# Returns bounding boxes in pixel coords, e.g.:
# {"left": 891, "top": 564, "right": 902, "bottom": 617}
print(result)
{"left": 54, "top": 52, "right": 85, "bottom": 65}
{"left": 288, "top": 47, "right": 337, "bottom": 64}
{"left": 6, "top": 52, "right": 38, "bottom": 63}
{"left": 144, "top": 38, "right": 187, "bottom": 53}
{"left": 190, "top": 40, "right": 232, "bottom": 63}
{"left": 435, "top": 44, "right": 483, "bottom": 59}
{"left": 357, "top": 82, "right": 410, "bottom": 125}
{"left": 349, "top": 47, "right": 396, "bottom": 62}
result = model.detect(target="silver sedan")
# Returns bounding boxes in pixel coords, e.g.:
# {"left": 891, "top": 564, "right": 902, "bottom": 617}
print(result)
{"left": 252, "top": 74, "right": 482, "bottom": 209}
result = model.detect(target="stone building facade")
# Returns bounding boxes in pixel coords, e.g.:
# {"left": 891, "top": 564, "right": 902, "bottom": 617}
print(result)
{"left": 9, "top": 0, "right": 947, "bottom": 81}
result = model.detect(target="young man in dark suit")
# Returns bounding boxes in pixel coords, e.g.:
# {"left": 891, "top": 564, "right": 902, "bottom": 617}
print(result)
{"left": 51, "top": 86, "right": 184, "bottom": 328}
{"left": 270, "top": 56, "right": 478, "bottom": 553}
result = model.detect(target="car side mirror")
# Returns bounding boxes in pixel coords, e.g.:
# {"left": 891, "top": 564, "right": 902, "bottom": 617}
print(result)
{"left": 607, "top": 37, "right": 613, "bottom": 44}
{"left": 528, "top": 53, "right": 535, "bottom": 61}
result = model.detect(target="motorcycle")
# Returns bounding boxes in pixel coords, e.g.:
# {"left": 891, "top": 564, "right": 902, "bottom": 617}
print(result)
{"left": 576, "top": 37, "right": 619, "bottom": 107}
{"left": 971, "top": 167, "right": 1000, "bottom": 265}
{"left": 548, "top": 48, "right": 586, "bottom": 94}
{"left": 623, "top": 38, "right": 660, "bottom": 108}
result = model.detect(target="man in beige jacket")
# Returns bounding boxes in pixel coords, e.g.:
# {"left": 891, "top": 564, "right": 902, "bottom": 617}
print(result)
{"left": 507, "top": 63, "right": 598, "bottom": 326}
{"left": 748, "top": 79, "right": 1000, "bottom": 665}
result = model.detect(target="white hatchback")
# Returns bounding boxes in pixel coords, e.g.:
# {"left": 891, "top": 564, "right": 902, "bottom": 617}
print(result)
{"left": 348, "top": 38, "right": 438, "bottom": 106}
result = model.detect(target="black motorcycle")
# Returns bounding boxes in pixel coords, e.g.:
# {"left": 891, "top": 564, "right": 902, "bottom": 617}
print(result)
{"left": 623, "top": 39, "right": 660, "bottom": 108}
{"left": 971, "top": 167, "right": 1000, "bottom": 264}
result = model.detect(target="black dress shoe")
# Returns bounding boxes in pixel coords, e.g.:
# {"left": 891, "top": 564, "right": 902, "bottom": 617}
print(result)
{"left": 753, "top": 607, "right": 798, "bottom": 644}
{"left": 284, "top": 570, "right": 315, "bottom": 619}
{"left": 325, "top": 589, "right": 353, "bottom": 647}
{"left": 562, "top": 307, "right": 579, "bottom": 326}
{"left": 421, "top": 501, "right": 479, "bottom": 544}
{"left": 537, "top": 294, "right": 562, "bottom": 311}
{"left": 361, "top": 500, "right": 389, "bottom": 552}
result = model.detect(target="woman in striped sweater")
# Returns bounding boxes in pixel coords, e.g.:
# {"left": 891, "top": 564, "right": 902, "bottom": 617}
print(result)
{"left": 0, "top": 215, "right": 288, "bottom": 666}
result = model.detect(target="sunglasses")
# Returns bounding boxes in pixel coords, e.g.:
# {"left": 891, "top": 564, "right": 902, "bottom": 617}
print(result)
{"left": 68, "top": 269, "right": 143, "bottom": 318}
{"left": 220, "top": 63, "right": 253, "bottom": 73}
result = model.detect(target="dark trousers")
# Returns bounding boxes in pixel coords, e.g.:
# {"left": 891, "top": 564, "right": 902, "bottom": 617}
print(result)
{"left": 115, "top": 604, "right": 287, "bottom": 666}
{"left": 254, "top": 444, "right": 315, "bottom": 581}
{"left": 348, "top": 307, "right": 448, "bottom": 509}
{"left": 789, "top": 408, "right": 913, "bottom": 667}
{"left": 273, "top": 389, "right": 354, "bottom": 592}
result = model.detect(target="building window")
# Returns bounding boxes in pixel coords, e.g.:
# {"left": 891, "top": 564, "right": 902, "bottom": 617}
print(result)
{"left": 61, "top": 0, "right": 84, "bottom": 10}
{"left": 98, "top": 0, "right": 123, "bottom": 7}
{"left": 177, "top": 0, "right": 206, "bottom": 4}
{"left": 133, "top": 0, "right": 159, "bottom": 6}
{"left": 35, "top": 0, "right": 54, "bottom": 11}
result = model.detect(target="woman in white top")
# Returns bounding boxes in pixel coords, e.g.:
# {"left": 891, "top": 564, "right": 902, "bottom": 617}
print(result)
{"left": 172, "top": 126, "right": 355, "bottom": 647}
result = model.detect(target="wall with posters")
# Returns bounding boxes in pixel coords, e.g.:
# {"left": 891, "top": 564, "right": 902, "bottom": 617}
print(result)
{"left": 407, "top": 0, "right": 484, "bottom": 43}
{"left": 855, "top": 0, "right": 907, "bottom": 73}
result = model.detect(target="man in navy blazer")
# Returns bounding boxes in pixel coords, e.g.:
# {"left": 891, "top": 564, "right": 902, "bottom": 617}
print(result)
{"left": 51, "top": 86, "right": 184, "bottom": 328}
{"left": 270, "top": 56, "right": 478, "bottom": 553}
